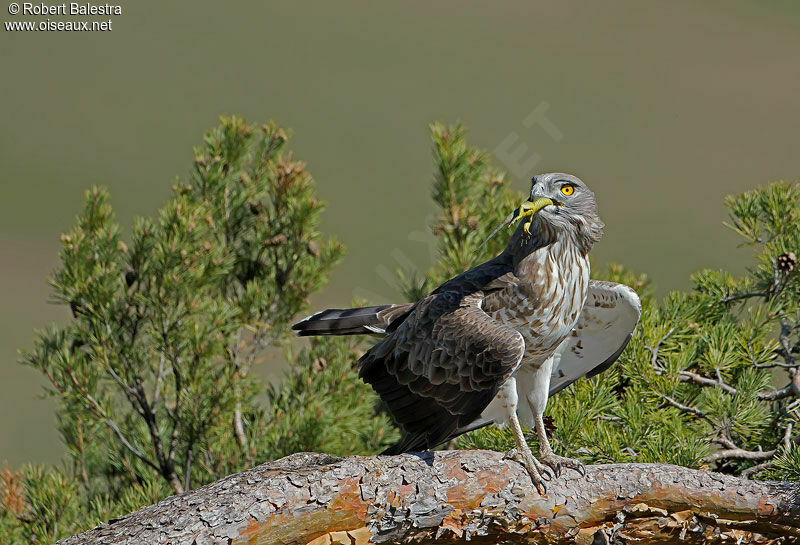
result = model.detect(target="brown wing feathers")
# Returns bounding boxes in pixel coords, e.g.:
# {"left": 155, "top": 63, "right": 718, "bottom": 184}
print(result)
{"left": 293, "top": 255, "right": 525, "bottom": 454}
{"left": 359, "top": 291, "right": 524, "bottom": 454}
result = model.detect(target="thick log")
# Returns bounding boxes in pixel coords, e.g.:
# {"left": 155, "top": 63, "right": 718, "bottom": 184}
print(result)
{"left": 56, "top": 450, "right": 800, "bottom": 545}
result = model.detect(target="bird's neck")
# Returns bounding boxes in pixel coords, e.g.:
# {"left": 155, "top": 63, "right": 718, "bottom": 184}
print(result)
{"left": 511, "top": 238, "right": 591, "bottom": 349}
{"left": 499, "top": 217, "right": 592, "bottom": 301}
{"left": 502, "top": 215, "right": 599, "bottom": 271}
{"left": 512, "top": 237, "right": 589, "bottom": 284}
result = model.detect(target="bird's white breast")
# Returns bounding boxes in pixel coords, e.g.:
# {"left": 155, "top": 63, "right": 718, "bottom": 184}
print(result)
{"left": 490, "top": 238, "right": 589, "bottom": 368}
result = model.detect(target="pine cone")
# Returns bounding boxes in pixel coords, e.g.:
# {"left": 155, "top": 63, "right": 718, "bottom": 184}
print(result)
{"left": 777, "top": 252, "right": 797, "bottom": 274}
{"left": 265, "top": 234, "right": 288, "bottom": 246}
{"left": 311, "top": 358, "right": 327, "bottom": 372}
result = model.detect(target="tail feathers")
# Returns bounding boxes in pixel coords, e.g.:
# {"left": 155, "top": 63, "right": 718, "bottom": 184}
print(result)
{"left": 292, "top": 304, "right": 411, "bottom": 337}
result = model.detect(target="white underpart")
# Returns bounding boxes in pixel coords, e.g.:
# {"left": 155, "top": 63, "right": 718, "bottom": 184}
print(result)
{"left": 516, "top": 350, "right": 559, "bottom": 428}
{"left": 482, "top": 238, "right": 589, "bottom": 457}
{"left": 481, "top": 351, "right": 559, "bottom": 429}
{"left": 482, "top": 280, "right": 641, "bottom": 459}
{"left": 481, "top": 375, "right": 519, "bottom": 428}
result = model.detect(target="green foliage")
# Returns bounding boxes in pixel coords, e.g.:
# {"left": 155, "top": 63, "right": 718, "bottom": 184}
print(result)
{"left": 262, "top": 336, "right": 398, "bottom": 459}
{"left": 26, "top": 116, "right": 346, "bottom": 495}
{"left": 0, "top": 463, "right": 174, "bottom": 544}
{"left": 764, "top": 444, "right": 800, "bottom": 481}
{"left": 0, "top": 465, "right": 81, "bottom": 544}
{"left": 4, "top": 119, "right": 800, "bottom": 543}
{"left": 4, "top": 117, "right": 376, "bottom": 542}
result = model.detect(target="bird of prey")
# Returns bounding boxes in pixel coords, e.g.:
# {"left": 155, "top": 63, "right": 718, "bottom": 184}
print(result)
{"left": 292, "top": 173, "right": 641, "bottom": 491}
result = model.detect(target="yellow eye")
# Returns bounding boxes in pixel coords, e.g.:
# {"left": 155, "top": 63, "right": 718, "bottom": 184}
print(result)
{"left": 561, "top": 184, "right": 575, "bottom": 196}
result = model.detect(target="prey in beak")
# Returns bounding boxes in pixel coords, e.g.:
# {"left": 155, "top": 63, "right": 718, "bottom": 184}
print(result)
{"left": 475, "top": 196, "right": 559, "bottom": 255}
{"left": 511, "top": 196, "right": 558, "bottom": 236}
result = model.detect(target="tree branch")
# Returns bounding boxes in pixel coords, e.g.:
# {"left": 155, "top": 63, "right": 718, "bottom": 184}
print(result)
{"left": 645, "top": 327, "right": 675, "bottom": 372}
{"left": 721, "top": 292, "right": 770, "bottom": 304}
{"left": 55, "top": 451, "right": 800, "bottom": 545}
{"left": 62, "top": 364, "right": 159, "bottom": 474}
{"left": 233, "top": 328, "right": 249, "bottom": 451}
{"left": 84, "top": 393, "right": 159, "bottom": 474}
{"left": 677, "top": 369, "right": 798, "bottom": 401}
{"left": 705, "top": 424, "right": 800, "bottom": 478}
{"left": 704, "top": 448, "right": 776, "bottom": 464}
{"left": 759, "top": 382, "right": 799, "bottom": 401}
{"left": 678, "top": 369, "right": 739, "bottom": 396}
{"left": 133, "top": 379, "right": 184, "bottom": 494}
{"left": 656, "top": 392, "right": 713, "bottom": 423}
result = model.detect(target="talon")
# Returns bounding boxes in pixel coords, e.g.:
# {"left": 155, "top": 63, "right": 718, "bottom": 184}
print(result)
{"left": 504, "top": 447, "right": 548, "bottom": 494}
{"left": 539, "top": 453, "right": 584, "bottom": 477}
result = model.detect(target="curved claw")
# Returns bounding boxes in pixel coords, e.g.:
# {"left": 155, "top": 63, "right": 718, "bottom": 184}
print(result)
{"left": 502, "top": 448, "right": 518, "bottom": 461}
{"left": 504, "top": 448, "right": 549, "bottom": 494}
{"left": 540, "top": 453, "right": 584, "bottom": 478}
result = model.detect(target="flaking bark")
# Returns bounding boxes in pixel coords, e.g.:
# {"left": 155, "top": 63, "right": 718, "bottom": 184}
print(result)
{"left": 56, "top": 450, "right": 800, "bottom": 545}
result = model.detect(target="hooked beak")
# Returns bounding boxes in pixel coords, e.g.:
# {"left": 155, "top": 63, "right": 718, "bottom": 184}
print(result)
{"left": 510, "top": 196, "right": 557, "bottom": 235}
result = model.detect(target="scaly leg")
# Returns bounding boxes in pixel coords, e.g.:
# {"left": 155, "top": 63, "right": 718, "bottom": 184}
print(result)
{"left": 487, "top": 377, "right": 549, "bottom": 494}
{"left": 534, "top": 410, "right": 585, "bottom": 477}
{"left": 505, "top": 408, "right": 550, "bottom": 494}
{"left": 523, "top": 360, "right": 585, "bottom": 477}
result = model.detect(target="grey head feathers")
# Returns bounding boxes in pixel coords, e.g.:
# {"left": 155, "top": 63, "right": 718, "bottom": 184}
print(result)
{"left": 501, "top": 172, "right": 605, "bottom": 260}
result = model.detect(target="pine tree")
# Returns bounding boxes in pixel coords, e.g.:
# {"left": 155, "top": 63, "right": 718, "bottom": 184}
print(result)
{"left": 2, "top": 117, "right": 394, "bottom": 543}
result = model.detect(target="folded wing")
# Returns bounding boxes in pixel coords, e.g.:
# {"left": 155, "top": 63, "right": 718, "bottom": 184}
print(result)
{"left": 360, "top": 291, "right": 525, "bottom": 454}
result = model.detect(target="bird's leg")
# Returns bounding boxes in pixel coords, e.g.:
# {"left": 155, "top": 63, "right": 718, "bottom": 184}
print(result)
{"left": 505, "top": 409, "right": 549, "bottom": 494}
{"left": 494, "top": 378, "right": 548, "bottom": 494}
{"left": 519, "top": 357, "right": 585, "bottom": 478}
{"left": 533, "top": 404, "right": 585, "bottom": 478}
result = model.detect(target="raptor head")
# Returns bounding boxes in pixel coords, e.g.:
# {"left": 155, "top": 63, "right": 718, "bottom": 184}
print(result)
{"left": 475, "top": 172, "right": 605, "bottom": 256}
{"left": 508, "top": 173, "right": 604, "bottom": 254}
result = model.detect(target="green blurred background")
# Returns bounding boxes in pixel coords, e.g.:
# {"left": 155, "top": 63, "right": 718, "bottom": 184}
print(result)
{"left": 1, "top": 0, "right": 799, "bottom": 467}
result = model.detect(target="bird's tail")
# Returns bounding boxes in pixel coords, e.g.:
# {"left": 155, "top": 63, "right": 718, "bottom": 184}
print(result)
{"left": 291, "top": 304, "right": 413, "bottom": 337}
